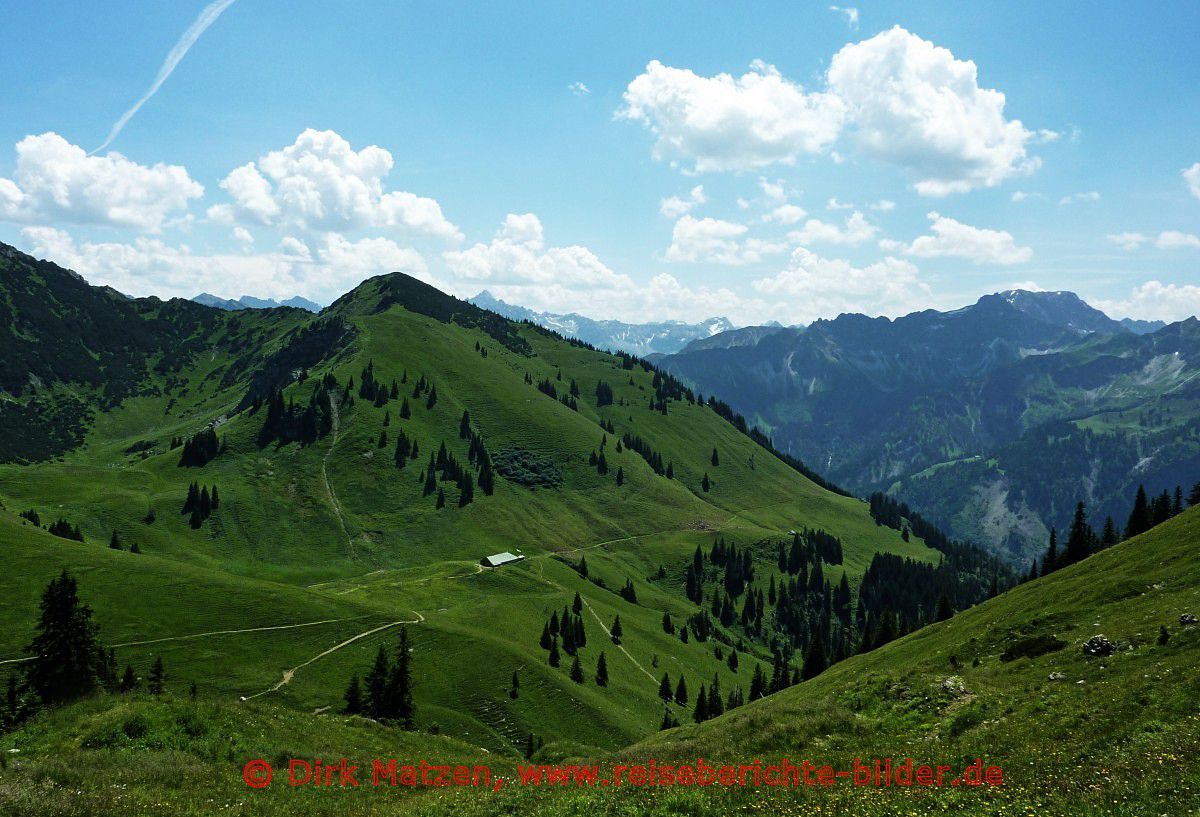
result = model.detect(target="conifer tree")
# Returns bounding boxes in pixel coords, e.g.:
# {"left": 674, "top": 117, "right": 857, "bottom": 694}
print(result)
{"left": 400, "top": 398, "right": 411, "bottom": 419}
{"left": 595, "top": 652, "right": 608, "bottom": 686}
{"left": 25, "top": 570, "right": 103, "bottom": 705}
{"left": 570, "top": 656, "right": 584, "bottom": 684}
{"left": 548, "top": 637, "right": 560, "bottom": 667}
{"left": 1100, "top": 516, "right": 1118, "bottom": 549}
{"left": 1125, "top": 485, "right": 1151, "bottom": 539}
{"left": 727, "top": 649, "right": 739, "bottom": 673}
{"left": 392, "top": 626, "right": 415, "bottom": 730}
{"left": 343, "top": 675, "right": 363, "bottom": 714}
{"left": 707, "top": 673, "right": 723, "bottom": 717}
{"left": 1065, "top": 501, "right": 1094, "bottom": 565}
{"left": 510, "top": 671, "right": 520, "bottom": 699}
{"left": 119, "top": 665, "right": 137, "bottom": 693}
{"left": 540, "top": 622, "right": 552, "bottom": 650}
{"left": 210, "top": 485, "right": 219, "bottom": 510}
{"left": 365, "top": 646, "right": 390, "bottom": 719}
{"left": 661, "top": 611, "right": 674, "bottom": 634}
{"left": 936, "top": 594, "right": 953, "bottom": 622}
{"left": 616, "top": 467, "right": 624, "bottom": 486}
{"left": 435, "top": 488, "right": 446, "bottom": 509}
{"left": 693, "top": 686, "right": 708, "bottom": 723}
{"left": 148, "top": 656, "right": 165, "bottom": 695}
{"left": 711, "top": 448, "right": 719, "bottom": 467}
{"left": 701, "top": 472, "right": 711, "bottom": 492}
{"left": 674, "top": 675, "right": 688, "bottom": 705}
{"left": 1043, "top": 528, "right": 1059, "bottom": 574}
{"left": 109, "top": 531, "right": 122, "bottom": 550}
{"left": 659, "top": 672, "right": 673, "bottom": 701}
{"left": 750, "top": 663, "right": 766, "bottom": 700}
{"left": 610, "top": 615, "right": 622, "bottom": 644}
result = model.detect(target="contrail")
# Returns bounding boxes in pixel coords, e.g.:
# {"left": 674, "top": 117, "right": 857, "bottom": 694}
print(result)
{"left": 92, "top": 0, "right": 238, "bottom": 154}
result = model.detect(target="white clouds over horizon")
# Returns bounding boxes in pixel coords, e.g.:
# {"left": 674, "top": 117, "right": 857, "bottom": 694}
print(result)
{"left": 659, "top": 185, "right": 707, "bottom": 217}
{"left": 1094, "top": 281, "right": 1200, "bottom": 322}
{"left": 0, "top": 132, "right": 202, "bottom": 231}
{"left": 664, "top": 215, "right": 788, "bottom": 265}
{"left": 751, "top": 247, "right": 934, "bottom": 323}
{"left": 617, "top": 59, "right": 846, "bottom": 173}
{"left": 206, "top": 129, "right": 461, "bottom": 241}
{"left": 1108, "top": 230, "right": 1200, "bottom": 251}
{"left": 21, "top": 225, "right": 430, "bottom": 304}
{"left": 884, "top": 211, "right": 1032, "bottom": 264}
{"left": 620, "top": 26, "right": 1041, "bottom": 196}
{"left": 1183, "top": 163, "right": 1200, "bottom": 199}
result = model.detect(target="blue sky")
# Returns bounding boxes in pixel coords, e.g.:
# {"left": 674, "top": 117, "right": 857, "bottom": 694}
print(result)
{"left": 1, "top": 0, "right": 1197, "bottom": 324}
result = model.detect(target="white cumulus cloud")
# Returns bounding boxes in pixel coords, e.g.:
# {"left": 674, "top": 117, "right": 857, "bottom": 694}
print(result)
{"left": 1094, "top": 281, "right": 1200, "bottom": 322}
{"left": 827, "top": 27, "right": 1038, "bottom": 196}
{"left": 789, "top": 210, "right": 877, "bottom": 245}
{"left": 664, "top": 215, "right": 787, "bottom": 265}
{"left": 888, "top": 211, "right": 1031, "bottom": 264}
{"left": 206, "top": 128, "right": 461, "bottom": 240}
{"left": 659, "top": 185, "right": 707, "bottom": 218}
{"left": 1108, "top": 230, "right": 1200, "bottom": 250}
{"left": 752, "top": 248, "right": 932, "bottom": 323}
{"left": 1183, "top": 163, "right": 1200, "bottom": 200}
{"left": 21, "top": 225, "right": 427, "bottom": 304}
{"left": 0, "top": 132, "right": 202, "bottom": 231}
{"left": 617, "top": 59, "right": 846, "bottom": 173}
{"left": 621, "top": 28, "right": 1041, "bottom": 195}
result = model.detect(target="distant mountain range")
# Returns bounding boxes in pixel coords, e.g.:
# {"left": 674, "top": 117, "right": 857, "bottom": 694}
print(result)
{"left": 469, "top": 291, "right": 736, "bottom": 356}
{"left": 651, "top": 289, "right": 1200, "bottom": 565}
{"left": 193, "top": 293, "right": 322, "bottom": 312}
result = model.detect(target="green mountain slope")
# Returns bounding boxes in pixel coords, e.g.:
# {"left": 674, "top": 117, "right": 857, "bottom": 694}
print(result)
{"left": 1, "top": 245, "right": 983, "bottom": 759}
{"left": 2, "top": 504, "right": 1194, "bottom": 817}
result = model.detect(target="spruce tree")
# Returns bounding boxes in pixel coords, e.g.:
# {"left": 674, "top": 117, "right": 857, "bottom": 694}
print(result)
{"left": 659, "top": 672, "right": 673, "bottom": 701}
{"left": 148, "top": 656, "right": 165, "bottom": 695}
{"left": 610, "top": 615, "right": 622, "bottom": 644}
{"left": 540, "top": 622, "right": 552, "bottom": 650}
{"left": 711, "top": 448, "right": 719, "bottom": 467}
{"left": 727, "top": 649, "right": 739, "bottom": 673}
{"left": 343, "top": 676, "right": 363, "bottom": 714}
{"left": 392, "top": 626, "right": 415, "bottom": 730}
{"left": 936, "top": 594, "right": 953, "bottom": 622}
{"left": 595, "top": 652, "right": 608, "bottom": 687}
{"left": 693, "top": 686, "right": 708, "bottom": 723}
{"left": 435, "top": 488, "right": 446, "bottom": 509}
{"left": 109, "top": 531, "right": 122, "bottom": 550}
{"left": 570, "top": 656, "right": 584, "bottom": 684}
{"left": 119, "top": 665, "right": 137, "bottom": 693}
{"left": 365, "top": 646, "right": 390, "bottom": 719}
{"left": 616, "top": 467, "right": 624, "bottom": 486}
{"left": 750, "top": 663, "right": 766, "bottom": 700}
{"left": 674, "top": 676, "right": 688, "bottom": 705}
{"left": 1125, "top": 485, "right": 1151, "bottom": 539}
{"left": 25, "top": 571, "right": 103, "bottom": 706}
{"left": 548, "top": 637, "right": 560, "bottom": 667}
{"left": 701, "top": 472, "right": 711, "bottom": 492}
{"left": 1065, "top": 501, "right": 1094, "bottom": 565}
{"left": 510, "top": 671, "right": 520, "bottom": 699}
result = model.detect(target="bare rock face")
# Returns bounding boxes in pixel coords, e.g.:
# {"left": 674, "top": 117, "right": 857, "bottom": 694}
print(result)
{"left": 1082, "top": 635, "right": 1115, "bottom": 657}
